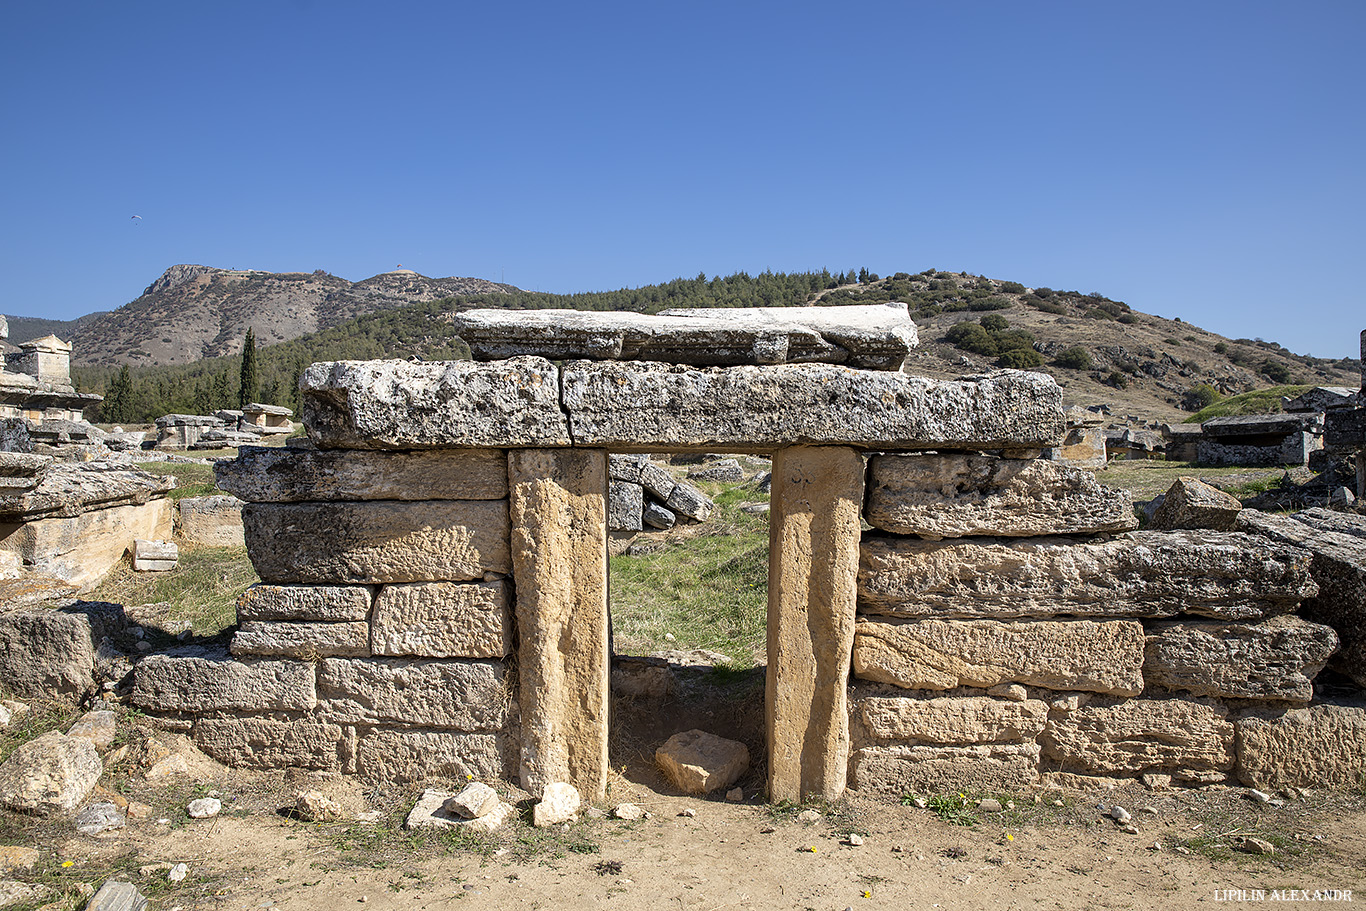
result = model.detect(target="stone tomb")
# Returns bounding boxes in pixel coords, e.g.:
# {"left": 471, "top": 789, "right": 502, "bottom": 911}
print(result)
{"left": 131, "top": 354, "right": 1363, "bottom": 801}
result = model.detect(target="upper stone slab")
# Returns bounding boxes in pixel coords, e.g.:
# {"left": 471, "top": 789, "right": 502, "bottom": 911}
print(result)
{"left": 300, "top": 356, "right": 1064, "bottom": 452}
{"left": 450, "top": 302, "right": 918, "bottom": 370}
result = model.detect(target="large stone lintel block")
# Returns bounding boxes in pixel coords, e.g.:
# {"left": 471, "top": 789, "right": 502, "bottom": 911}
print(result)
{"left": 193, "top": 717, "right": 342, "bottom": 771}
{"left": 858, "top": 530, "right": 1317, "bottom": 621}
{"left": 300, "top": 357, "right": 571, "bottom": 449}
{"left": 131, "top": 652, "right": 316, "bottom": 712}
{"left": 865, "top": 453, "right": 1135, "bottom": 537}
{"left": 1041, "top": 697, "right": 1234, "bottom": 779}
{"left": 237, "top": 584, "right": 374, "bottom": 623}
{"left": 1143, "top": 615, "right": 1338, "bottom": 702}
{"left": 852, "top": 618, "right": 1145, "bottom": 695}
{"left": 767, "top": 446, "right": 864, "bottom": 803}
{"left": 316, "top": 657, "right": 508, "bottom": 730}
{"left": 0, "top": 498, "right": 173, "bottom": 592}
{"left": 562, "top": 363, "right": 1065, "bottom": 452}
{"left": 509, "top": 449, "right": 610, "bottom": 801}
{"left": 216, "top": 447, "right": 509, "bottom": 502}
{"left": 242, "top": 500, "right": 511, "bottom": 585}
{"left": 371, "top": 580, "right": 512, "bottom": 658}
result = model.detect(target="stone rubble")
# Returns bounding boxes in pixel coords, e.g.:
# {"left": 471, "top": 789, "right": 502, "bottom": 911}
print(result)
{"left": 655, "top": 729, "right": 750, "bottom": 795}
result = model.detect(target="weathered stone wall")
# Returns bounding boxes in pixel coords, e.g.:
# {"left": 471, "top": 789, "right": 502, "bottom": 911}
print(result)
{"left": 124, "top": 354, "right": 1366, "bottom": 800}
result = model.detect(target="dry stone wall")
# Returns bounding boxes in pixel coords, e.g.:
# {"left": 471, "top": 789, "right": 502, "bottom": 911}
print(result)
{"left": 126, "top": 350, "right": 1366, "bottom": 801}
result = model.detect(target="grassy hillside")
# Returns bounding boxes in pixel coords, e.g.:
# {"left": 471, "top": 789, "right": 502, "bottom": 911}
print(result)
{"left": 70, "top": 269, "right": 1360, "bottom": 425}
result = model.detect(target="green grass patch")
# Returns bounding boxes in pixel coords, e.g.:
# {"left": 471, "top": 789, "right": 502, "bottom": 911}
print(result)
{"left": 1097, "top": 461, "right": 1286, "bottom": 502}
{"left": 1188, "top": 385, "right": 1313, "bottom": 423}
{"left": 610, "top": 483, "right": 769, "bottom": 666}
{"left": 90, "top": 545, "right": 257, "bottom": 637}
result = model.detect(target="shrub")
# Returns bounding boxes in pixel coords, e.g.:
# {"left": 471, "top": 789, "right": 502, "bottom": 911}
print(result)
{"left": 1213, "top": 342, "right": 1228, "bottom": 354}
{"left": 1034, "top": 287, "right": 1055, "bottom": 299}
{"left": 978, "top": 314, "right": 1010, "bottom": 332}
{"left": 1024, "top": 296, "right": 1066, "bottom": 314}
{"left": 1082, "top": 308, "right": 1115, "bottom": 320}
{"left": 1054, "top": 346, "right": 1093, "bottom": 370}
{"left": 944, "top": 322, "right": 997, "bottom": 356}
{"left": 1183, "top": 384, "right": 1223, "bottom": 412}
{"left": 1106, "top": 371, "right": 1130, "bottom": 389}
{"left": 1261, "top": 359, "right": 1292, "bottom": 383}
{"left": 993, "top": 329, "right": 1037, "bottom": 352}
{"left": 996, "top": 348, "right": 1044, "bottom": 368}
{"left": 998, "top": 280, "right": 1026, "bottom": 294}
{"left": 967, "top": 296, "right": 1012, "bottom": 312}
{"left": 1164, "top": 337, "right": 1182, "bottom": 346}
{"left": 1117, "top": 313, "right": 1137, "bottom": 325}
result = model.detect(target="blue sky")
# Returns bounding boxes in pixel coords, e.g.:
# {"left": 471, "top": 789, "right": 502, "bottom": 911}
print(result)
{"left": 2, "top": 1, "right": 1362, "bottom": 359}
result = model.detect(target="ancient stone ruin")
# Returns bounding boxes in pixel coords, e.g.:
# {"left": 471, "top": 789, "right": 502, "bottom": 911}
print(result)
{"left": 121, "top": 309, "right": 1365, "bottom": 802}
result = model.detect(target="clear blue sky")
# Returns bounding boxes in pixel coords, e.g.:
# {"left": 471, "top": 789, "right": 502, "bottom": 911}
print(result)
{"left": 2, "top": 1, "right": 1362, "bottom": 359}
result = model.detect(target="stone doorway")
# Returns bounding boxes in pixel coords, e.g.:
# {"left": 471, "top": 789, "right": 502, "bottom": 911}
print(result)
{"left": 604, "top": 452, "right": 773, "bottom": 798}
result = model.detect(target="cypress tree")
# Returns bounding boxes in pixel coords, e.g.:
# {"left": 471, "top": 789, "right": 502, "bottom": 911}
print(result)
{"left": 239, "top": 328, "right": 259, "bottom": 408}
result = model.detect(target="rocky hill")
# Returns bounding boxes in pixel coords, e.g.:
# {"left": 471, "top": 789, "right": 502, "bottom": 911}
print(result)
{"left": 38, "top": 265, "right": 517, "bottom": 367}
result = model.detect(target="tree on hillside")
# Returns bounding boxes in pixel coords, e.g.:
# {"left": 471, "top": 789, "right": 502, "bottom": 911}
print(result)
{"left": 239, "top": 328, "right": 259, "bottom": 408}
{"left": 101, "top": 366, "right": 133, "bottom": 424}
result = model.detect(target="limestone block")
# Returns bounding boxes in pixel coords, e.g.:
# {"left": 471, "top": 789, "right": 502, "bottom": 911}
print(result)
{"left": 510, "top": 449, "right": 610, "bottom": 801}
{"left": 370, "top": 580, "right": 512, "bottom": 658}
{"left": 1236, "top": 704, "right": 1366, "bottom": 790}
{"left": 1051, "top": 425, "right": 1107, "bottom": 469}
{"left": 608, "top": 481, "right": 644, "bottom": 532}
{"left": 406, "top": 786, "right": 516, "bottom": 832}
{"left": 242, "top": 500, "right": 510, "bottom": 584}
{"left": 300, "top": 357, "right": 571, "bottom": 449}
{"left": 1237, "top": 509, "right": 1366, "bottom": 686}
{"left": 643, "top": 502, "right": 676, "bottom": 529}
{"left": 67, "top": 710, "right": 117, "bottom": 751}
{"left": 858, "top": 531, "right": 1316, "bottom": 621}
{"left": 767, "top": 446, "right": 863, "bottom": 803}
{"left": 0, "top": 605, "right": 105, "bottom": 698}
{"left": 317, "top": 657, "right": 508, "bottom": 729}
{"left": 854, "top": 694, "right": 1050, "bottom": 746}
{"left": 445, "top": 781, "right": 501, "bottom": 819}
{"left": 174, "top": 495, "right": 245, "bottom": 546}
{"left": 1149, "top": 477, "right": 1243, "bottom": 531}
{"left": 688, "top": 458, "right": 745, "bottom": 483}
{"left": 562, "top": 363, "right": 1065, "bottom": 452}
{"left": 0, "top": 732, "right": 102, "bottom": 815}
{"left": 852, "top": 618, "right": 1145, "bottom": 695}
{"left": 215, "top": 447, "right": 509, "bottom": 502}
{"left": 85, "top": 880, "right": 148, "bottom": 911}
{"left": 0, "top": 497, "right": 173, "bottom": 591}
{"left": 1143, "top": 615, "right": 1338, "bottom": 702}
{"left": 849, "top": 744, "right": 1040, "bottom": 794}
{"left": 230, "top": 621, "right": 371, "bottom": 659}
{"left": 0, "top": 463, "right": 175, "bottom": 521}
{"left": 131, "top": 539, "right": 177, "bottom": 571}
{"left": 354, "top": 730, "right": 508, "bottom": 783}
{"left": 193, "top": 718, "right": 342, "bottom": 771}
{"left": 865, "top": 453, "right": 1136, "bottom": 537}
{"left": 1040, "top": 698, "right": 1234, "bottom": 779}
{"left": 236, "top": 584, "right": 374, "bottom": 623}
{"left": 655, "top": 730, "right": 750, "bottom": 794}
{"left": 533, "top": 782, "right": 582, "bottom": 826}
{"left": 664, "top": 480, "right": 713, "bottom": 521}
{"left": 131, "top": 651, "right": 316, "bottom": 712}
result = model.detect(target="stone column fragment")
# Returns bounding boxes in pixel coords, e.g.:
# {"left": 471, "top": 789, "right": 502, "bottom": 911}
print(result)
{"left": 509, "top": 449, "right": 610, "bottom": 801}
{"left": 766, "top": 446, "right": 864, "bottom": 803}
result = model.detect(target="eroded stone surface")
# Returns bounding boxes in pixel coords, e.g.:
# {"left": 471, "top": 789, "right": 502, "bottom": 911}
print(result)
{"left": 1040, "top": 697, "right": 1234, "bottom": 779}
{"left": 852, "top": 618, "right": 1145, "bottom": 695}
{"left": 243, "top": 500, "right": 511, "bottom": 584}
{"left": 563, "top": 363, "right": 1065, "bottom": 451}
{"left": 510, "top": 449, "right": 610, "bottom": 801}
{"left": 0, "top": 498, "right": 174, "bottom": 590}
{"left": 853, "top": 694, "right": 1049, "bottom": 746}
{"left": 301, "top": 357, "right": 570, "bottom": 449}
{"left": 132, "top": 652, "right": 316, "bottom": 712}
{"left": 354, "top": 730, "right": 508, "bottom": 783}
{"left": 858, "top": 531, "right": 1316, "bottom": 620}
{"left": 236, "top": 584, "right": 374, "bottom": 623}
{"left": 1149, "top": 477, "right": 1243, "bottom": 531}
{"left": 0, "top": 732, "right": 102, "bottom": 815}
{"left": 174, "top": 495, "right": 245, "bottom": 547}
{"left": 216, "top": 447, "right": 509, "bottom": 502}
{"left": 766, "top": 447, "right": 864, "bottom": 803}
{"left": 193, "top": 718, "right": 342, "bottom": 771}
{"left": 655, "top": 729, "right": 750, "bottom": 794}
{"left": 370, "top": 580, "right": 512, "bottom": 658}
{"left": 865, "top": 453, "right": 1135, "bottom": 537}
{"left": 849, "top": 744, "right": 1040, "bottom": 794}
{"left": 1143, "top": 615, "right": 1338, "bottom": 702}
{"left": 317, "top": 658, "right": 507, "bottom": 729}
{"left": 229, "top": 621, "right": 371, "bottom": 659}
{"left": 1237, "top": 703, "right": 1366, "bottom": 790}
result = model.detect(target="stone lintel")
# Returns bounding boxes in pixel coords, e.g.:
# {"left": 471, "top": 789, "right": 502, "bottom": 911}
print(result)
{"left": 216, "top": 447, "right": 509, "bottom": 502}
{"left": 766, "top": 446, "right": 864, "bottom": 803}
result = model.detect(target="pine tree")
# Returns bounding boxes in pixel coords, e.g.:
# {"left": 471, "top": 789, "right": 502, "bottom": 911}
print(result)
{"left": 102, "top": 366, "right": 132, "bottom": 424}
{"left": 239, "top": 328, "right": 259, "bottom": 408}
